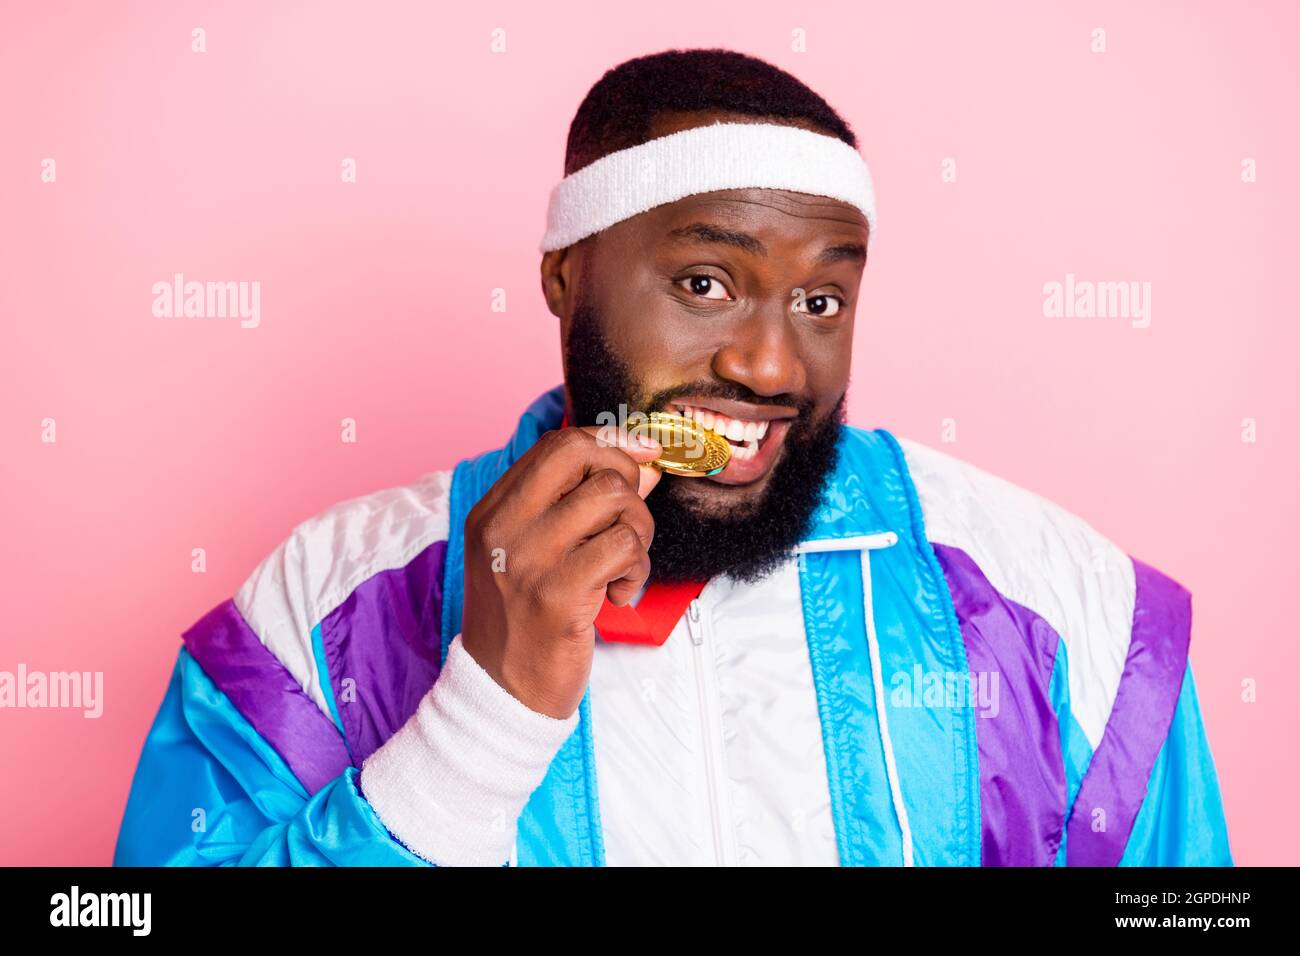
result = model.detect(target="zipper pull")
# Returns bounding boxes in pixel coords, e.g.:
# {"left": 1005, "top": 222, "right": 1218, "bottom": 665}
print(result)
{"left": 686, "top": 600, "right": 703, "bottom": 646}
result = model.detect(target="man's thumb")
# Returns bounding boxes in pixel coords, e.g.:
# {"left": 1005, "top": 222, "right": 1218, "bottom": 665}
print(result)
{"left": 635, "top": 461, "right": 663, "bottom": 499}
{"left": 582, "top": 424, "right": 664, "bottom": 499}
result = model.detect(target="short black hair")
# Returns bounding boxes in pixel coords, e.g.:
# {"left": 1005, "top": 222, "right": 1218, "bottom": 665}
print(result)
{"left": 564, "top": 48, "right": 858, "bottom": 176}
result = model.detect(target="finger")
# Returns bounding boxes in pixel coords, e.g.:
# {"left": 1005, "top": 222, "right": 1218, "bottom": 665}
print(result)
{"left": 580, "top": 423, "right": 662, "bottom": 464}
{"left": 480, "top": 427, "right": 647, "bottom": 525}
{"left": 536, "top": 468, "right": 654, "bottom": 550}
{"left": 636, "top": 462, "right": 662, "bottom": 499}
{"left": 606, "top": 543, "right": 652, "bottom": 607}
{"left": 579, "top": 424, "right": 664, "bottom": 499}
{"left": 567, "top": 521, "right": 650, "bottom": 601}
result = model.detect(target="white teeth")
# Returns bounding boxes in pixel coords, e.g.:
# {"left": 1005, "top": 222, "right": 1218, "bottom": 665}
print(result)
{"left": 729, "top": 436, "right": 761, "bottom": 461}
{"left": 676, "top": 405, "right": 770, "bottom": 447}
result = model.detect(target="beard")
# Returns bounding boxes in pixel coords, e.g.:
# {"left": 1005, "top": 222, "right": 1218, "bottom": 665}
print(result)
{"left": 562, "top": 297, "right": 846, "bottom": 585}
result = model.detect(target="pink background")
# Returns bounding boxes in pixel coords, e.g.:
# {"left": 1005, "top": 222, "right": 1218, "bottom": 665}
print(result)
{"left": 1, "top": 1, "right": 1295, "bottom": 865}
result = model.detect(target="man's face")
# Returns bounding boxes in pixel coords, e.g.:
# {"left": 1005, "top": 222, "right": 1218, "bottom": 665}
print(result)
{"left": 544, "top": 113, "right": 870, "bottom": 581}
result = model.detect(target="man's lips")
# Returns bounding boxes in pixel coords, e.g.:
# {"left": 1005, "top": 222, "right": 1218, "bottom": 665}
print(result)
{"left": 709, "top": 418, "right": 793, "bottom": 485}
{"left": 665, "top": 397, "right": 800, "bottom": 486}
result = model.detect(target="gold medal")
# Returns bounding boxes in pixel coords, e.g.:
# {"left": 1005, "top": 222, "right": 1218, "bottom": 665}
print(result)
{"left": 640, "top": 411, "right": 731, "bottom": 477}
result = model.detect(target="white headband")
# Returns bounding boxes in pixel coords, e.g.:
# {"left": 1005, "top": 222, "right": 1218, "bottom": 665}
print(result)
{"left": 538, "top": 121, "right": 877, "bottom": 253}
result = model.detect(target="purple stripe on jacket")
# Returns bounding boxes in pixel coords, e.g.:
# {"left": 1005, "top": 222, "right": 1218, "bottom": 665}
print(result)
{"left": 182, "top": 600, "right": 353, "bottom": 795}
{"left": 1065, "top": 558, "right": 1191, "bottom": 865}
{"left": 319, "top": 539, "right": 447, "bottom": 765}
{"left": 932, "top": 543, "right": 1067, "bottom": 866}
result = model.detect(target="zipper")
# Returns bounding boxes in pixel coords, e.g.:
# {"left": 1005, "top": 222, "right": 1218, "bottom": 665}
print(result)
{"left": 686, "top": 598, "right": 738, "bottom": 866}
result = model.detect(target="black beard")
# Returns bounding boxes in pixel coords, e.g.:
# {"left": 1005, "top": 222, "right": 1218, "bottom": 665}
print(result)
{"left": 562, "top": 297, "right": 846, "bottom": 585}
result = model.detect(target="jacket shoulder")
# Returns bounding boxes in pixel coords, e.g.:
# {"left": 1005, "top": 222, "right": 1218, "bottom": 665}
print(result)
{"left": 894, "top": 436, "right": 1141, "bottom": 749}
{"left": 231, "top": 468, "right": 455, "bottom": 720}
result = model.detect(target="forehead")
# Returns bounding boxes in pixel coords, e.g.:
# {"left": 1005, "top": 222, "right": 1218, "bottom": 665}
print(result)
{"left": 665, "top": 187, "right": 866, "bottom": 231}
{"left": 622, "top": 188, "right": 869, "bottom": 263}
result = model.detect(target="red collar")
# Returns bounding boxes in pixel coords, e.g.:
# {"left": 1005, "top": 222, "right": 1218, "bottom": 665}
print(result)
{"left": 558, "top": 411, "right": 707, "bottom": 645}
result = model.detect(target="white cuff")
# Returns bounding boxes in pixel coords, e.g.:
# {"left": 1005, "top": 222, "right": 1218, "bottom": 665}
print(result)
{"left": 359, "top": 632, "right": 580, "bottom": 866}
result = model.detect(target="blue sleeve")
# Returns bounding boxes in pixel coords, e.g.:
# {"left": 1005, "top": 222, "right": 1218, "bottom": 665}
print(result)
{"left": 113, "top": 648, "right": 434, "bottom": 867}
{"left": 1119, "top": 663, "right": 1233, "bottom": 866}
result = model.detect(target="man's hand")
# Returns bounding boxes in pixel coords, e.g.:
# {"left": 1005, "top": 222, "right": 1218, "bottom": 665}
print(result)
{"left": 459, "top": 424, "right": 663, "bottom": 719}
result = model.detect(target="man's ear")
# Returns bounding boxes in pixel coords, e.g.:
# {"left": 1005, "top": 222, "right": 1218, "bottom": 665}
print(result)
{"left": 540, "top": 247, "right": 575, "bottom": 322}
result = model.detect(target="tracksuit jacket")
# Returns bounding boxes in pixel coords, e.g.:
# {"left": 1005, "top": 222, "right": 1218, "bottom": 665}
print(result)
{"left": 113, "top": 384, "right": 1232, "bottom": 866}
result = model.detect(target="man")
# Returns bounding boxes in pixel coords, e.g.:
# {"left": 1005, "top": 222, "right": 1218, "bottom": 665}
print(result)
{"left": 114, "top": 48, "right": 1231, "bottom": 867}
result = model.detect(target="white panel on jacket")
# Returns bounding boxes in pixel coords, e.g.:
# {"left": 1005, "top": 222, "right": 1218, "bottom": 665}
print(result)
{"left": 234, "top": 468, "right": 454, "bottom": 719}
{"left": 896, "top": 437, "right": 1135, "bottom": 750}
{"left": 590, "top": 556, "right": 839, "bottom": 866}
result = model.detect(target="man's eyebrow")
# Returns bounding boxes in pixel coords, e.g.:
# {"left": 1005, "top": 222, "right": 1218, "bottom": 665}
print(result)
{"left": 665, "top": 222, "right": 866, "bottom": 267}
{"left": 666, "top": 222, "right": 766, "bottom": 256}
{"left": 814, "top": 242, "right": 867, "bottom": 266}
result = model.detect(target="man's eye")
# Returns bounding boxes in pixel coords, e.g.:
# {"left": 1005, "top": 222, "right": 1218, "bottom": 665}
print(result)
{"left": 678, "top": 275, "right": 730, "bottom": 300}
{"left": 794, "top": 294, "right": 843, "bottom": 317}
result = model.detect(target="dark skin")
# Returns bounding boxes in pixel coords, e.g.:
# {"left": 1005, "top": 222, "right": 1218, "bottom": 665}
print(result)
{"left": 546, "top": 112, "right": 868, "bottom": 512}
{"left": 460, "top": 111, "right": 869, "bottom": 718}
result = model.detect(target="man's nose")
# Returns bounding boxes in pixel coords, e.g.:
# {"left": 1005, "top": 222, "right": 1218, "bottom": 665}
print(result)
{"left": 710, "top": 304, "right": 807, "bottom": 398}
